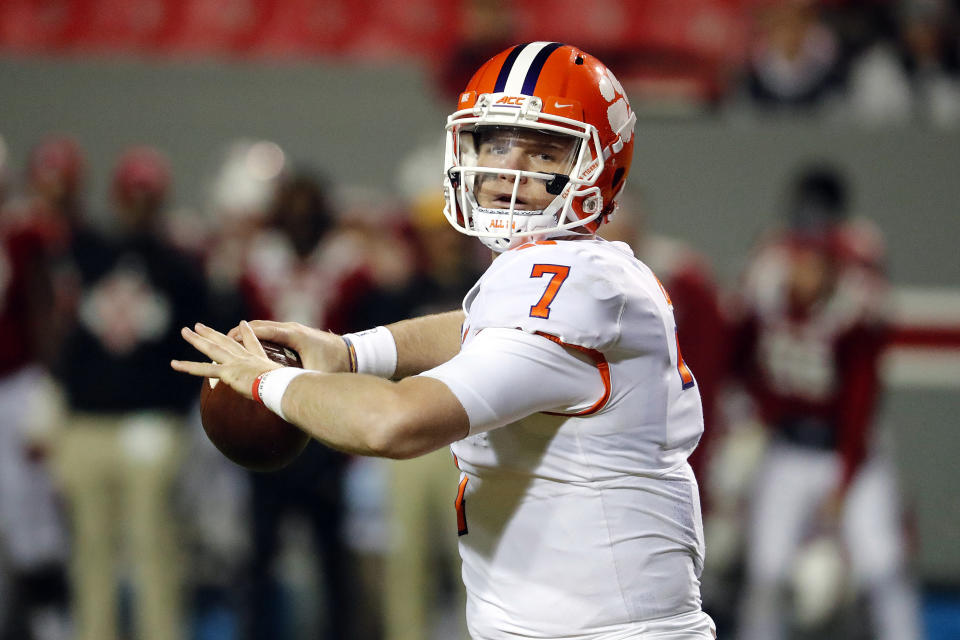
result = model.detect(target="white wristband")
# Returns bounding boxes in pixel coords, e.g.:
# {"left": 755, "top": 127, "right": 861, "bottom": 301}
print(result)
{"left": 342, "top": 326, "right": 398, "bottom": 378}
{"left": 253, "top": 367, "right": 308, "bottom": 421}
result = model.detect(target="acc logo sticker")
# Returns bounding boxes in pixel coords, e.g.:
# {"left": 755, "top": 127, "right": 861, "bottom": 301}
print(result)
{"left": 495, "top": 96, "right": 525, "bottom": 106}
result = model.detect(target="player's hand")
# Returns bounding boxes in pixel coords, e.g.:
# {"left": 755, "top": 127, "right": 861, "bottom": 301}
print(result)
{"left": 227, "top": 320, "right": 351, "bottom": 373}
{"left": 816, "top": 488, "right": 845, "bottom": 531}
{"left": 171, "top": 321, "right": 281, "bottom": 399}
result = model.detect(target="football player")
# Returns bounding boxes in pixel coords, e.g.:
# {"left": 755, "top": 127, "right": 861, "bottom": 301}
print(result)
{"left": 56, "top": 146, "right": 206, "bottom": 640}
{"left": 0, "top": 135, "right": 83, "bottom": 640}
{"left": 0, "top": 186, "right": 71, "bottom": 640}
{"left": 731, "top": 165, "right": 922, "bottom": 640}
{"left": 174, "top": 43, "right": 716, "bottom": 640}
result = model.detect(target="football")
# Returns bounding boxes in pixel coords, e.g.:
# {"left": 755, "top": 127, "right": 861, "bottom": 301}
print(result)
{"left": 200, "top": 340, "right": 310, "bottom": 472}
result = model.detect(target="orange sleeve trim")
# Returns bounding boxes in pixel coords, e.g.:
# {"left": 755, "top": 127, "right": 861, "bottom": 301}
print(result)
{"left": 533, "top": 330, "right": 611, "bottom": 416}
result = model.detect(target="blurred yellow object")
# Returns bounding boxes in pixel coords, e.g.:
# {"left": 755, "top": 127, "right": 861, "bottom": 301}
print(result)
{"left": 410, "top": 190, "right": 448, "bottom": 231}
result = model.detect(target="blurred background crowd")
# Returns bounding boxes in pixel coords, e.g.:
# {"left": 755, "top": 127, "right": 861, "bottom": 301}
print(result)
{"left": 0, "top": 1, "right": 958, "bottom": 640}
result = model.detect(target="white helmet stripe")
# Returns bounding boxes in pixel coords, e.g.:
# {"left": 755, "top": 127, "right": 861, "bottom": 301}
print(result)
{"left": 503, "top": 42, "right": 555, "bottom": 94}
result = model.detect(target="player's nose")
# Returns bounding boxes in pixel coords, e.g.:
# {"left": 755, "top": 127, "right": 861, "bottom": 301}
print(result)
{"left": 496, "top": 149, "right": 528, "bottom": 182}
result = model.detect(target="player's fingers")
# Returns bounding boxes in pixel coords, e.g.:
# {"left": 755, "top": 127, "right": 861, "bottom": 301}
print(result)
{"left": 194, "top": 323, "right": 247, "bottom": 356}
{"left": 246, "top": 321, "right": 303, "bottom": 351}
{"left": 245, "top": 320, "right": 289, "bottom": 341}
{"left": 239, "top": 321, "right": 267, "bottom": 357}
{"left": 170, "top": 359, "right": 220, "bottom": 378}
{"left": 181, "top": 326, "right": 240, "bottom": 363}
{"left": 228, "top": 321, "right": 287, "bottom": 347}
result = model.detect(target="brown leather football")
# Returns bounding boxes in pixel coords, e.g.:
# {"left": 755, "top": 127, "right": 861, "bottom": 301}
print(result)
{"left": 200, "top": 340, "right": 310, "bottom": 472}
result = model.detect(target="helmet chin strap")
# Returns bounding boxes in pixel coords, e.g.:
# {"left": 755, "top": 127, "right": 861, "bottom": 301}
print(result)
{"left": 470, "top": 193, "right": 566, "bottom": 252}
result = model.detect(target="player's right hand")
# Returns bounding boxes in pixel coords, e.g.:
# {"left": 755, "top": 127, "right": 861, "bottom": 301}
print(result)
{"left": 228, "top": 320, "right": 351, "bottom": 373}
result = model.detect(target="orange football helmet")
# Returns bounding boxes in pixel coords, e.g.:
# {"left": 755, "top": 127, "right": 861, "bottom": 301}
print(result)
{"left": 444, "top": 42, "right": 636, "bottom": 251}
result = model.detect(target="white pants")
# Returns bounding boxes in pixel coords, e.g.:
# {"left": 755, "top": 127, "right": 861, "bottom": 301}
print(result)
{"left": 738, "top": 439, "right": 921, "bottom": 640}
{"left": 0, "top": 366, "right": 67, "bottom": 570}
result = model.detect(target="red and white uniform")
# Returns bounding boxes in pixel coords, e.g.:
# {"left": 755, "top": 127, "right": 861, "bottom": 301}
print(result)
{"left": 422, "top": 238, "right": 715, "bottom": 640}
{"left": 241, "top": 229, "right": 370, "bottom": 333}
{"left": 0, "top": 206, "right": 68, "bottom": 572}
{"left": 733, "top": 237, "right": 921, "bottom": 640}
{"left": 732, "top": 240, "right": 888, "bottom": 490}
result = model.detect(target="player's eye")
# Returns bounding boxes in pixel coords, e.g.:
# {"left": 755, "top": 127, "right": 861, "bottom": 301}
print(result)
{"left": 481, "top": 142, "right": 508, "bottom": 155}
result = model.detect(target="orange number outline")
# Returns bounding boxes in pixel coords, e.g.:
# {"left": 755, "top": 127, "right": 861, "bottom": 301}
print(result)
{"left": 529, "top": 264, "right": 571, "bottom": 319}
{"left": 675, "top": 327, "right": 696, "bottom": 390}
{"left": 655, "top": 275, "right": 696, "bottom": 391}
{"left": 455, "top": 474, "right": 469, "bottom": 536}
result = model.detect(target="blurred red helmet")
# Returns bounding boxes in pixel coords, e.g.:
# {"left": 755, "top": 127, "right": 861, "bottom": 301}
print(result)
{"left": 28, "top": 136, "right": 85, "bottom": 194}
{"left": 112, "top": 146, "right": 171, "bottom": 206}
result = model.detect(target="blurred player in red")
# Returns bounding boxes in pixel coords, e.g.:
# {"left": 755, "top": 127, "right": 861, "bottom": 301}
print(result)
{"left": 0, "top": 134, "right": 9, "bottom": 208}
{"left": 25, "top": 135, "right": 86, "bottom": 230}
{"left": 369, "top": 189, "right": 485, "bottom": 640}
{"left": 53, "top": 146, "right": 206, "bottom": 640}
{"left": 0, "top": 137, "right": 77, "bottom": 640}
{"left": 732, "top": 164, "right": 921, "bottom": 640}
{"left": 600, "top": 196, "right": 725, "bottom": 492}
{"left": 239, "top": 169, "right": 373, "bottom": 640}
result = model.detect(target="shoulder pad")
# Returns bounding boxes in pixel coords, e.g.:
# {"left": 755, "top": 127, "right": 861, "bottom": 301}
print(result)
{"left": 464, "top": 240, "right": 625, "bottom": 350}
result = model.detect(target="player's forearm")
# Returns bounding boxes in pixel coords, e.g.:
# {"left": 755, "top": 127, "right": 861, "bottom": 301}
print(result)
{"left": 386, "top": 310, "right": 465, "bottom": 378}
{"left": 280, "top": 370, "right": 468, "bottom": 459}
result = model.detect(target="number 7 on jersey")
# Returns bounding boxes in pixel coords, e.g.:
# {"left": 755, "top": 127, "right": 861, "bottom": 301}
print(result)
{"left": 529, "top": 264, "right": 570, "bottom": 319}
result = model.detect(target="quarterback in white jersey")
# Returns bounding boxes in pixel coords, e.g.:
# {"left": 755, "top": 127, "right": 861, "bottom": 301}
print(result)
{"left": 422, "top": 237, "right": 711, "bottom": 638}
{"left": 172, "top": 42, "right": 715, "bottom": 639}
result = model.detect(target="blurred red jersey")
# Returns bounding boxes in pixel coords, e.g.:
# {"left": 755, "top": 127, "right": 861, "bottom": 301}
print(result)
{"left": 638, "top": 235, "right": 725, "bottom": 485}
{"left": 731, "top": 233, "right": 889, "bottom": 490}
{"left": 0, "top": 201, "right": 67, "bottom": 376}
{"left": 240, "top": 228, "right": 372, "bottom": 334}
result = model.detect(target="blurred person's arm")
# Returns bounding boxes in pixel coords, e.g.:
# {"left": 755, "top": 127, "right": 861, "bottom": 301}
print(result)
{"left": 726, "top": 304, "right": 761, "bottom": 390}
{"left": 25, "top": 241, "right": 59, "bottom": 368}
{"left": 669, "top": 265, "right": 727, "bottom": 497}
{"left": 834, "top": 322, "right": 886, "bottom": 496}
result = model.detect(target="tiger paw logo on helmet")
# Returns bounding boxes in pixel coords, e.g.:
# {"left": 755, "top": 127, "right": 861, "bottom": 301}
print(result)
{"left": 443, "top": 42, "right": 636, "bottom": 252}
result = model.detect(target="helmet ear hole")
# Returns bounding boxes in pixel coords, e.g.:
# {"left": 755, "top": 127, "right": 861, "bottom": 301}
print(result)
{"left": 582, "top": 195, "right": 601, "bottom": 215}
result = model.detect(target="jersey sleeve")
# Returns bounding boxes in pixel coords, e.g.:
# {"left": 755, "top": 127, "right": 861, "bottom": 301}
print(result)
{"left": 463, "top": 242, "right": 625, "bottom": 350}
{"left": 419, "top": 328, "right": 609, "bottom": 435}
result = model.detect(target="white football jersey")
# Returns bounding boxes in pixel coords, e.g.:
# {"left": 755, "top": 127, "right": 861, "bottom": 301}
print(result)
{"left": 421, "top": 238, "right": 713, "bottom": 639}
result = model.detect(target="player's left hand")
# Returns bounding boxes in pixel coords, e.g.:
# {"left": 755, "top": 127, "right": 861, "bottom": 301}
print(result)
{"left": 816, "top": 488, "right": 845, "bottom": 531}
{"left": 171, "top": 321, "right": 281, "bottom": 399}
